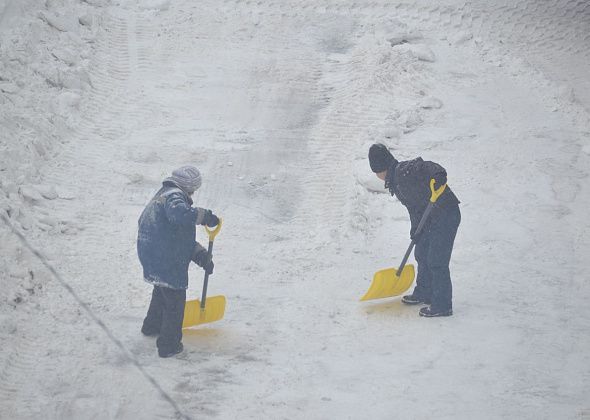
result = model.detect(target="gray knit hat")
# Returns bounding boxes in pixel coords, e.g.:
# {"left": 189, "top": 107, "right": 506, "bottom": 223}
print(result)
{"left": 164, "top": 165, "right": 202, "bottom": 192}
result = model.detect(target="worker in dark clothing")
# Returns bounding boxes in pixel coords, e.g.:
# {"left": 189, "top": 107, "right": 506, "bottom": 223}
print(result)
{"left": 368, "top": 143, "right": 460, "bottom": 317}
{"left": 137, "top": 165, "right": 219, "bottom": 357}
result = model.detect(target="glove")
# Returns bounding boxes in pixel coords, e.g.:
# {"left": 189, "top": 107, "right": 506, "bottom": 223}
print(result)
{"left": 193, "top": 246, "right": 215, "bottom": 275}
{"left": 203, "top": 259, "right": 214, "bottom": 275}
{"left": 203, "top": 209, "right": 219, "bottom": 227}
{"left": 433, "top": 172, "right": 447, "bottom": 189}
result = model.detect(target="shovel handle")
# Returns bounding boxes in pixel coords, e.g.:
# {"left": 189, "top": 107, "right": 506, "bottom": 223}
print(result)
{"left": 395, "top": 179, "right": 447, "bottom": 276}
{"left": 200, "top": 218, "right": 222, "bottom": 310}
{"left": 429, "top": 178, "right": 447, "bottom": 203}
{"left": 205, "top": 218, "right": 223, "bottom": 241}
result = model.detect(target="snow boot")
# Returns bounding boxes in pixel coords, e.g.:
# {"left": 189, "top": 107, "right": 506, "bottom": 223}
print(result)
{"left": 158, "top": 343, "right": 184, "bottom": 358}
{"left": 401, "top": 294, "right": 431, "bottom": 305}
{"left": 419, "top": 307, "right": 453, "bottom": 317}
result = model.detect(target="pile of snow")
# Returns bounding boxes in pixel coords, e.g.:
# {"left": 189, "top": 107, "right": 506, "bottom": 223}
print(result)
{"left": 0, "top": 0, "right": 105, "bottom": 306}
{"left": 335, "top": 20, "right": 444, "bottom": 195}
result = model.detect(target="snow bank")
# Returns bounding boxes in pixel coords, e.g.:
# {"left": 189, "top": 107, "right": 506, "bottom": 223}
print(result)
{"left": 0, "top": 0, "right": 104, "bottom": 306}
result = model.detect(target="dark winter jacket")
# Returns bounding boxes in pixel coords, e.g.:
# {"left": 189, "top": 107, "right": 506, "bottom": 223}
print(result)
{"left": 386, "top": 157, "right": 460, "bottom": 235}
{"left": 137, "top": 182, "right": 205, "bottom": 290}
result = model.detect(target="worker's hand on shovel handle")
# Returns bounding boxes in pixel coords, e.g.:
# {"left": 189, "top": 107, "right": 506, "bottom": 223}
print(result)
{"left": 203, "top": 258, "right": 214, "bottom": 275}
{"left": 193, "top": 247, "right": 214, "bottom": 274}
{"left": 203, "top": 210, "right": 220, "bottom": 227}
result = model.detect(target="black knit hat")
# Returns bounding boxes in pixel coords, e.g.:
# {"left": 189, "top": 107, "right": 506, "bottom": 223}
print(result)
{"left": 368, "top": 143, "right": 396, "bottom": 173}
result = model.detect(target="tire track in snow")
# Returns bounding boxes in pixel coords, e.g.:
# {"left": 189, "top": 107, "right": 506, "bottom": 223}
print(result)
{"left": 220, "top": 0, "right": 454, "bottom": 232}
{"left": 0, "top": 336, "right": 42, "bottom": 417}
{"left": 298, "top": 31, "right": 434, "bottom": 233}
{"left": 468, "top": 0, "right": 590, "bottom": 110}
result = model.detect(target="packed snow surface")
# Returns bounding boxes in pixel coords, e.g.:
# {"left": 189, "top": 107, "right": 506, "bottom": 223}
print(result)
{"left": 1, "top": 0, "right": 589, "bottom": 419}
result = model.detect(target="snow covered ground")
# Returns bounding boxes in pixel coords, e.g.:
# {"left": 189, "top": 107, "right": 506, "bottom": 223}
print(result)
{"left": 1, "top": 0, "right": 589, "bottom": 419}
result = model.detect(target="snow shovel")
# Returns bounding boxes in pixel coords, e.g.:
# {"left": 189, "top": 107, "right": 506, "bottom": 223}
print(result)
{"left": 182, "top": 219, "right": 226, "bottom": 328}
{"left": 360, "top": 179, "right": 447, "bottom": 301}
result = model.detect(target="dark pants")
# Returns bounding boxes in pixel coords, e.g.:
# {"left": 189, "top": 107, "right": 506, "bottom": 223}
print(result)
{"left": 142, "top": 286, "right": 186, "bottom": 353}
{"left": 413, "top": 205, "right": 461, "bottom": 312}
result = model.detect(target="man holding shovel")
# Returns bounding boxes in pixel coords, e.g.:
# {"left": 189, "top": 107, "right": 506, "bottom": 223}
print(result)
{"left": 137, "top": 165, "right": 219, "bottom": 357}
{"left": 368, "top": 144, "right": 460, "bottom": 317}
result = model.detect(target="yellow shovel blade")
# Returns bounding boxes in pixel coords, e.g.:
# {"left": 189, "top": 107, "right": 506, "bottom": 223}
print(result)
{"left": 182, "top": 295, "right": 226, "bottom": 328}
{"left": 360, "top": 265, "right": 415, "bottom": 301}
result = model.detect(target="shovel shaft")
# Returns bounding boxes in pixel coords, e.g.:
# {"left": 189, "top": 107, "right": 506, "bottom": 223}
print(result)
{"left": 395, "top": 179, "right": 445, "bottom": 277}
{"left": 199, "top": 219, "right": 222, "bottom": 310}
{"left": 200, "top": 239, "right": 214, "bottom": 310}
{"left": 396, "top": 240, "right": 416, "bottom": 277}
{"left": 396, "top": 202, "right": 434, "bottom": 276}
